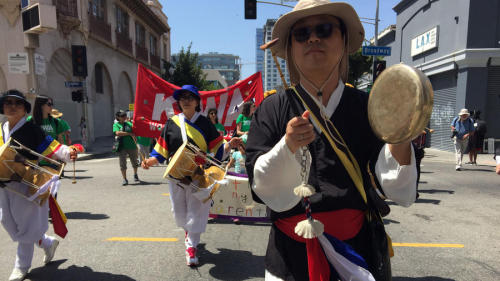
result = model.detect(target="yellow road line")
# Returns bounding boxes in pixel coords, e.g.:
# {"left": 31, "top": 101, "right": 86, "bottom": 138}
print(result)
{"left": 106, "top": 237, "right": 178, "bottom": 242}
{"left": 162, "top": 193, "right": 170, "bottom": 196}
{"left": 392, "top": 243, "right": 464, "bottom": 248}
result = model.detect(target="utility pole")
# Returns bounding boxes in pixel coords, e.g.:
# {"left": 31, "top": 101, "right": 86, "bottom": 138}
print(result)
{"left": 372, "top": 0, "right": 380, "bottom": 84}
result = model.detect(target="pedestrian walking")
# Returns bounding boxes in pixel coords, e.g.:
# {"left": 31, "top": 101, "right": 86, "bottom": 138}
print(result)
{"left": 113, "top": 110, "right": 140, "bottom": 185}
{"left": 141, "top": 85, "right": 240, "bottom": 266}
{"left": 412, "top": 128, "right": 433, "bottom": 199}
{"left": 0, "top": 90, "right": 78, "bottom": 281}
{"left": 451, "top": 108, "right": 474, "bottom": 171}
{"left": 245, "top": 1, "right": 417, "bottom": 280}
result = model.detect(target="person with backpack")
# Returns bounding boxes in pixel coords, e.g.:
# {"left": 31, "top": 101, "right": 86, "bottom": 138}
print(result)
{"left": 451, "top": 108, "right": 475, "bottom": 171}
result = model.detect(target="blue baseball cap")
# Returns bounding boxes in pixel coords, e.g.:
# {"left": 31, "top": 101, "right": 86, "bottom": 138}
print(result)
{"left": 173, "top": 85, "right": 200, "bottom": 101}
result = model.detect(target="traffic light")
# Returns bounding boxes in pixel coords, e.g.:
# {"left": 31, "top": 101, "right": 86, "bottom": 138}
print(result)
{"left": 71, "top": 90, "right": 83, "bottom": 102}
{"left": 244, "top": 0, "right": 257, "bottom": 19}
{"left": 373, "top": 60, "right": 386, "bottom": 83}
{"left": 72, "top": 45, "right": 88, "bottom": 77}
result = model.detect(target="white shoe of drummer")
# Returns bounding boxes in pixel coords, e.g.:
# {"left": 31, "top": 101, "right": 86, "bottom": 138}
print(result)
{"left": 9, "top": 267, "right": 28, "bottom": 281}
{"left": 185, "top": 247, "right": 199, "bottom": 266}
{"left": 43, "top": 239, "right": 59, "bottom": 264}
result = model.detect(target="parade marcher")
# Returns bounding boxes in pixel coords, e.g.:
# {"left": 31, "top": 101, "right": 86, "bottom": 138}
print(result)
{"left": 141, "top": 85, "right": 240, "bottom": 266}
{"left": 467, "top": 110, "right": 487, "bottom": 165}
{"left": 113, "top": 110, "right": 140, "bottom": 186}
{"left": 0, "top": 90, "right": 78, "bottom": 281}
{"left": 227, "top": 134, "right": 248, "bottom": 174}
{"left": 451, "top": 108, "right": 474, "bottom": 171}
{"left": 235, "top": 100, "right": 255, "bottom": 137}
{"left": 412, "top": 128, "right": 433, "bottom": 199}
{"left": 50, "top": 109, "right": 71, "bottom": 145}
{"left": 136, "top": 136, "right": 152, "bottom": 161}
{"left": 207, "top": 108, "right": 226, "bottom": 136}
{"left": 495, "top": 145, "right": 500, "bottom": 175}
{"left": 245, "top": 1, "right": 417, "bottom": 280}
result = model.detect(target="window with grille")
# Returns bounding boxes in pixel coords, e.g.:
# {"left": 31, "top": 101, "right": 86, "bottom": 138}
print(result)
{"left": 150, "top": 35, "right": 157, "bottom": 55}
{"left": 135, "top": 23, "right": 145, "bottom": 47}
{"left": 89, "top": 0, "right": 106, "bottom": 20}
{"left": 115, "top": 6, "right": 128, "bottom": 35}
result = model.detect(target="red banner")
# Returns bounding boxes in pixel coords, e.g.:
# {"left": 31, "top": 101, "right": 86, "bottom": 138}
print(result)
{"left": 133, "top": 64, "right": 263, "bottom": 138}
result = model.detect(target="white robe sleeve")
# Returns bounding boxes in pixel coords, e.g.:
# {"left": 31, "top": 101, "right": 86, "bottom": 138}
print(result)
{"left": 252, "top": 136, "right": 309, "bottom": 212}
{"left": 52, "top": 144, "right": 72, "bottom": 163}
{"left": 375, "top": 144, "right": 417, "bottom": 207}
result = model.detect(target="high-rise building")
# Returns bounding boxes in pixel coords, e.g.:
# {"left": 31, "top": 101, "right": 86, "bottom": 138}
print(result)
{"left": 263, "top": 19, "right": 290, "bottom": 92}
{"left": 256, "top": 28, "right": 264, "bottom": 77}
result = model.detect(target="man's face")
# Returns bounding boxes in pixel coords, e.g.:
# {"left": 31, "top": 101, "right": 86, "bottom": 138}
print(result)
{"left": 291, "top": 15, "right": 344, "bottom": 77}
{"left": 3, "top": 97, "right": 26, "bottom": 119}
{"left": 460, "top": 114, "right": 469, "bottom": 121}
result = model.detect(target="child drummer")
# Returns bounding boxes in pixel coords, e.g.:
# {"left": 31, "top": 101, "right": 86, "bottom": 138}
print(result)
{"left": 0, "top": 90, "right": 79, "bottom": 281}
{"left": 142, "top": 85, "right": 240, "bottom": 266}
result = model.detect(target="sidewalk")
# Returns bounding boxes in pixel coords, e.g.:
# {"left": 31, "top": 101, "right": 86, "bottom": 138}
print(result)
{"left": 424, "top": 148, "right": 497, "bottom": 166}
{"left": 78, "top": 136, "right": 115, "bottom": 161}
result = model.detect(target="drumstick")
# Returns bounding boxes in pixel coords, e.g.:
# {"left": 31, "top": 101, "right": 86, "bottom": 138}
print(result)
{"left": 72, "top": 148, "right": 77, "bottom": 184}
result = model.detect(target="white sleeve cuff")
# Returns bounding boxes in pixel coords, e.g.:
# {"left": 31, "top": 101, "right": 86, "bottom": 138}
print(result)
{"left": 375, "top": 144, "right": 417, "bottom": 207}
{"left": 53, "top": 145, "right": 72, "bottom": 163}
{"left": 252, "top": 136, "right": 306, "bottom": 212}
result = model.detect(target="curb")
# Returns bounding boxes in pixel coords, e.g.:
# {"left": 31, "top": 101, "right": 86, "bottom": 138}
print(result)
{"left": 78, "top": 151, "right": 116, "bottom": 161}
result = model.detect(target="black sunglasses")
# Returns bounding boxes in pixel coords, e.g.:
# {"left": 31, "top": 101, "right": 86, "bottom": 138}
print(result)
{"left": 291, "top": 23, "right": 339, "bottom": 43}
{"left": 46, "top": 102, "right": 53, "bottom": 106}
{"left": 179, "top": 94, "right": 197, "bottom": 101}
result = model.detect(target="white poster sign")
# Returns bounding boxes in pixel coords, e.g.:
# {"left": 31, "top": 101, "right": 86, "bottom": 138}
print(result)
{"left": 8, "top": 53, "right": 29, "bottom": 74}
{"left": 34, "top": 53, "right": 46, "bottom": 75}
{"left": 210, "top": 174, "right": 268, "bottom": 220}
{"left": 411, "top": 26, "right": 438, "bottom": 57}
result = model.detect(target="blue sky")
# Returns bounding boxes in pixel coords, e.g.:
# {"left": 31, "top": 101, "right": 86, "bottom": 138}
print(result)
{"left": 160, "top": 0, "right": 401, "bottom": 79}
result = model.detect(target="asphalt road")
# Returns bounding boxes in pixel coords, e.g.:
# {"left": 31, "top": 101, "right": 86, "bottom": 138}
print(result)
{"left": 0, "top": 154, "right": 498, "bottom": 281}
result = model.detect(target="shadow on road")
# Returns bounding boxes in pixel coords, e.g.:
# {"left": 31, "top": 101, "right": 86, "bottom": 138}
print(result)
{"left": 65, "top": 176, "right": 94, "bottom": 180}
{"left": 393, "top": 277, "right": 455, "bottom": 281}
{"left": 194, "top": 243, "right": 265, "bottom": 281}
{"left": 128, "top": 181, "right": 163, "bottom": 186}
{"left": 65, "top": 212, "right": 110, "bottom": 220}
{"left": 383, "top": 218, "right": 400, "bottom": 225}
{"left": 419, "top": 189, "right": 454, "bottom": 195}
{"left": 387, "top": 198, "right": 441, "bottom": 205}
{"left": 208, "top": 218, "right": 271, "bottom": 227}
{"left": 420, "top": 171, "right": 434, "bottom": 174}
{"left": 27, "top": 259, "right": 137, "bottom": 281}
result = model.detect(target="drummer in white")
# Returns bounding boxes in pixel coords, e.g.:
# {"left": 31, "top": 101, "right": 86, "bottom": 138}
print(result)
{"left": 142, "top": 85, "right": 240, "bottom": 266}
{"left": 0, "top": 90, "right": 77, "bottom": 281}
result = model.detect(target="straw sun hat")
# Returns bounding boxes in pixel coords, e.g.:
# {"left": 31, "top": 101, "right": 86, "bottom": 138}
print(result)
{"left": 271, "top": 0, "right": 365, "bottom": 83}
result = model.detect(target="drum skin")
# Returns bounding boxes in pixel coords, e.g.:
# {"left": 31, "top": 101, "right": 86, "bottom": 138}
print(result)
{"left": 368, "top": 64, "right": 434, "bottom": 144}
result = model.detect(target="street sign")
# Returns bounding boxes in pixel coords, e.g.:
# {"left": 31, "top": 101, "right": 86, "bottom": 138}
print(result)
{"left": 362, "top": 46, "right": 392, "bottom": 56}
{"left": 64, "top": 81, "right": 83, "bottom": 88}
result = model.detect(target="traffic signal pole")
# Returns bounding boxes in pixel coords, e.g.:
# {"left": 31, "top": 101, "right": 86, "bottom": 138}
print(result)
{"left": 372, "top": 0, "right": 379, "bottom": 84}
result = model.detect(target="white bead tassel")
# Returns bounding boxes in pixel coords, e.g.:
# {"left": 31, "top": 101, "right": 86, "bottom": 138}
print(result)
{"left": 295, "top": 218, "right": 324, "bottom": 239}
{"left": 293, "top": 182, "right": 316, "bottom": 197}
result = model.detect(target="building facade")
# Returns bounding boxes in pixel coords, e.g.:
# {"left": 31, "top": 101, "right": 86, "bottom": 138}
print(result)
{"left": 0, "top": 0, "right": 170, "bottom": 146}
{"left": 256, "top": 27, "right": 264, "bottom": 77}
{"left": 263, "top": 19, "right": 290, "bottom": 92}
{"left": 198, "top": 52, "right": 240, "bottom": 86}
{"left": 379, "top": 0, "right": 500, "bottom": 151}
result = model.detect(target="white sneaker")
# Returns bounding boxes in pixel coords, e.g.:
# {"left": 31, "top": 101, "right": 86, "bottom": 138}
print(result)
{"left": 185, "top": 247, "right": 199, "bottom": 266}
{"left": 9, "top": 267, "right": 28, "bottom": 281}
{"left": 43, "top": 239, "right": 59, "bottom": 264}
{"left": 455, "top": 165, "right": 461, "bottom": 171}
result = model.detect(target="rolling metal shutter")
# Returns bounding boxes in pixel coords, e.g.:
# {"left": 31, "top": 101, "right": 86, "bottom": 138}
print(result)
{"left": 429, "top": 71, "right": 457, "bottom": 152}
{"left": 486, "top": 66, "right": 500, "bottom": 139}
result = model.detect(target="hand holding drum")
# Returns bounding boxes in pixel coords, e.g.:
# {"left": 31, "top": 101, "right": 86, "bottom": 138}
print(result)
{"left": 368, "top": 64, "right": 434, "bottom": 144}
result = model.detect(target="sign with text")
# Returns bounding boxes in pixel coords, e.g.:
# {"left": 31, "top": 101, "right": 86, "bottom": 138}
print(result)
{"left": 34, "top": 53, "right": 46, "bottom": 75}
{"left": 64, "top": 81, "right": 83, "bottom": 88}
{"left": 133, "top": 64, "right": 263, "bottom": 138}
{"left": 210, "top": 175, "right": 268, "bottom": 221}
{"left": 8, "top": 53, "right": 29, "bottom": 74}
{"left": 362, "top": 46, "right": 392, "bottom": 56}
{"left": 411, "top": 26, "right": 438, "bottom": 57}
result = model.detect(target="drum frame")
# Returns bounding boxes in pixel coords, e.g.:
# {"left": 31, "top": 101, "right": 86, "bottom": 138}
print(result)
{"left": 0, "top": 138, "right": 65, "bottom": 204}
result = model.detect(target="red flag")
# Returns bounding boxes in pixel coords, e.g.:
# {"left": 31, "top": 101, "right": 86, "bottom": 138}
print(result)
{"left": 49, "top": 196, "right": 68, "bottom": 238}
{"left": 133, "top": 64, "right": 263, "bottom": 138}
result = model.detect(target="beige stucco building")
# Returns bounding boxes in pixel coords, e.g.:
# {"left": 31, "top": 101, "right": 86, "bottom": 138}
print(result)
{"left": 0, "top": 0, "right": 170, "bottom": 146}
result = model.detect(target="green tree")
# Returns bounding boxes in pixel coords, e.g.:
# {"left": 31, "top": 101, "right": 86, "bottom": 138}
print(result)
{"left": 348, "top": 48, "right": 373, "bottom": 86}
{"left": 169, "top": 43, "right": 210, "bottom": 90}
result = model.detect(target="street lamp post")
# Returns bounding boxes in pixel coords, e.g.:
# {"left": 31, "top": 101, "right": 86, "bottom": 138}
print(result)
{"left": 372, "top": 0, "right": 380, "bottom": 84}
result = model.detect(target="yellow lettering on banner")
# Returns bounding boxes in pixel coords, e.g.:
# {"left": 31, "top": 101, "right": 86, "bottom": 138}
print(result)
{"left": 129, "top": 104, "right": 134, "bottom": 111}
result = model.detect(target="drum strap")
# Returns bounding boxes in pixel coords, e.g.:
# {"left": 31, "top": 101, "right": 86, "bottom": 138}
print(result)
{"left": 178, "top": 112, "right": 201, "bottom": 143}
{"left": 1, "top": 119, "right": 26, "bottom": 145}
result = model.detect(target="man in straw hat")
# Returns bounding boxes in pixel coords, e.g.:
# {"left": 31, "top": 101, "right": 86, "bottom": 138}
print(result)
{"left": 50, "top": 109, "right": 72, "bottom": 145}
{"left": 246, "top": 1, "right": 417, "bottom": 280}
{"left": 450, "top": 108, "right": 474, "bottom": 171}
